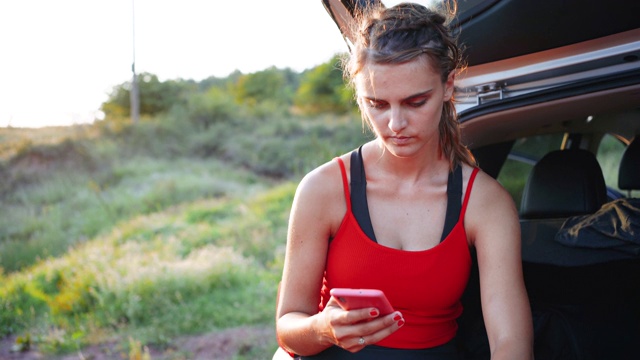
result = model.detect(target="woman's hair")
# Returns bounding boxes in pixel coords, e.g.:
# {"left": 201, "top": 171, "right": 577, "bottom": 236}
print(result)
{"left": 343, "top": 1, "right": 475, "bottom": 169}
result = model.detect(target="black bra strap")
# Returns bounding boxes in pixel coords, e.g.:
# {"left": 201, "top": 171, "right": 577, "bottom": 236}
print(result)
{"left": 351, "top": 146, "right": 377, "bottom": 242}
{"left": 441, "top": 165, "right": 462, "bottom": 242}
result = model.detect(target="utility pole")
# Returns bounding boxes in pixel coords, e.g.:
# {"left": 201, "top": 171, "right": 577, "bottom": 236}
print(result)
{"left": 130, "top": 0, "right": 140, "bottom": 123}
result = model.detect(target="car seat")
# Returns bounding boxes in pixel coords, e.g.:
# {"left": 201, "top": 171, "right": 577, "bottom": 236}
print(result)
{"left": 519, "top": 149, "right": 612, "bottom": 266}
{"left": 520, "top": 149, "right": 607, "bottom": 220}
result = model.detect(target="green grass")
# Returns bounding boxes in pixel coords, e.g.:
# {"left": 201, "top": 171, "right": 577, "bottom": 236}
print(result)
{"left": 0, "top": 110, "right": 369, "bottom": 356}
{"left": 0, "top": 156, "right": 267, "bottom": 273}
{"left": 0, "top": 184, "right": 291, "bottom": 353}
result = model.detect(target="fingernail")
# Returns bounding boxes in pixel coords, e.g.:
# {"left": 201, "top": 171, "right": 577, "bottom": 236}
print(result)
{"left": 370, "top": 309, "right": 379, "bottom": 317}
{"left": 397, "top": 319, "right": 405, "bottom": 327}
{"left": 393, "top": 314, "right": 402, "bottom": 321}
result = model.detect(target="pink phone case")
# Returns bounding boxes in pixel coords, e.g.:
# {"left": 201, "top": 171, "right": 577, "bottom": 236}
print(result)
{"left": 330, "top": 288, "right": 394, "bottom": 315}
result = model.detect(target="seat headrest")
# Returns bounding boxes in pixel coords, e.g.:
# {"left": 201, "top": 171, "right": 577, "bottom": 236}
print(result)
{"left": 520, "top": 149, "right": 607, "bottom": 219}
{"left": 619, "top": 137, "right": 640, "bottom": 190}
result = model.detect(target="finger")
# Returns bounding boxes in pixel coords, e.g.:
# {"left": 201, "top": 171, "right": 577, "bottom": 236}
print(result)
{"left": 351, "top": 336, "right": 368, "bottom": 352}
{"left": 357, "top": 311, "right": 404, "bottom": 332}
{"left": 328, "top": 306, "right": 382, "bottom": 325}
{"left": 356, "top": 312, "right": 405, "bottom": 345}
{"left": 338, "top": 312, "right": 405, "bottom": 352}
{"left": 327, "top": 296, "right": 382, "bottom": 320}
{"left": 339, "top": 335, "right": 368, "bottom": 353}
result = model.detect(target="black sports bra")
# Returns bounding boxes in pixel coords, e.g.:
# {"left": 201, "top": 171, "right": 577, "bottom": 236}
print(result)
{"left": 349, "top": 145, "right": 462, "bottom": 243}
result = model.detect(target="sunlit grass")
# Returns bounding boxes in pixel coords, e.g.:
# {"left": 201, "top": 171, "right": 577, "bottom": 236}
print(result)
{"left": 0, "top": 109, "right": 367, "bottom": 356}
{"left": 0, "top": 125, "right": 99, "bottom": 161}
{"left": 0, "top": 156, "right": 268, "bottom": 273}
{"left": 0, "top": 182, "right": 294, "bottom": 353}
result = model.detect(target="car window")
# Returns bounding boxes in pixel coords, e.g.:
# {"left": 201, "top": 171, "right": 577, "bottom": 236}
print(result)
{"left": 596, "top": 134, "right": 637, "bottom": 198}
{"left": 497, "top": 134, "right": 564, "bottom": 210}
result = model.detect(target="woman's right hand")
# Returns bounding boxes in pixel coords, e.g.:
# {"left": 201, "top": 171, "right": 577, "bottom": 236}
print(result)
{"left": 317, "top": 296, "right": 405, "bottom": 353}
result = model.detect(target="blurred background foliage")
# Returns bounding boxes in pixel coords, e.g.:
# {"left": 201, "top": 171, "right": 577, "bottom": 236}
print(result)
{"left": 101, "top": 54, "right": 354, "bottom": 122}
{"left": 0, "top": 53, "right": 373, "bottom": 358}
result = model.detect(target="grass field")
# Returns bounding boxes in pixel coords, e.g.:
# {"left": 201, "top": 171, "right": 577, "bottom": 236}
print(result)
{"left": 0, "top": 114, "right": 370, "bottom": 358}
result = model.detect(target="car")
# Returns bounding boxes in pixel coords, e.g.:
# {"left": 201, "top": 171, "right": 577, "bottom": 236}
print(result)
{"left": 321, "top": 0, "right": 640, "bottom": 358}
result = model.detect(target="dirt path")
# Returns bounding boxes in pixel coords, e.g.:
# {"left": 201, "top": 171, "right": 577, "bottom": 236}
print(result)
{"left": 0, "top": 326, "right": 276, "bottom": 360}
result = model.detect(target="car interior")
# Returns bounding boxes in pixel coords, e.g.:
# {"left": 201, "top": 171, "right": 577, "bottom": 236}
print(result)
{"left": 458, "top": 103, "right": 640, "bottom": 360}
{"left": 459, "top": 138, "right": 640, "bottom": 359}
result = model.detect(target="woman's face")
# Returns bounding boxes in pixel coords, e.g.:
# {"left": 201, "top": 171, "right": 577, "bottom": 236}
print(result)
{"left": 355, "top": 57, "right": 454, "bottom": 159}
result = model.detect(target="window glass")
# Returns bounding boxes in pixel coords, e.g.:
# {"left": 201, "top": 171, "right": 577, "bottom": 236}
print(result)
{"left": 497, "top": 134, "right": 564, "bottom": 210}
{"left": 596, "top": 134, "right": 638, "bottom": 198}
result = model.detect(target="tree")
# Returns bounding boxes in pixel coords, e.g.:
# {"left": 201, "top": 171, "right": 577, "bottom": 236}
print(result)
{"left": 232, "top": 67, "right": 297, "bottom": 108}
{"left": 294, "top": 54, "right": 354, "bottom": 115}
{"left": 185, "top": 87, "right": 240, "bottom": 130}
{"left": 101, "top": 72, "right": 195, "bottom": 119}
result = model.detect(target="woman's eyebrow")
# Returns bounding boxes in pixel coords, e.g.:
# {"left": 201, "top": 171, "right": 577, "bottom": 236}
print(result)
{"left": 362, "top": 89, "right": 434, "bottom": 102}
{"left": 403, "top": 89, "right": 433, "bottom": 101}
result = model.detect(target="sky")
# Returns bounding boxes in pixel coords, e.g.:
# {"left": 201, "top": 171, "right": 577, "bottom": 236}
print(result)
{"left": 0, "top": 0, "right": 353, "bottom": 128}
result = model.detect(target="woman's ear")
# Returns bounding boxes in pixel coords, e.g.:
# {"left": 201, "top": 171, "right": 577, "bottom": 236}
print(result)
{"left": 443, "top": 70, "right": 455, "bottom": 101}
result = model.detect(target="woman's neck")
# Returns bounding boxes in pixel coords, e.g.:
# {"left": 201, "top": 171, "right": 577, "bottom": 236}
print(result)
{"left": 364, "top": 139, "right": 450, "bottom": 186}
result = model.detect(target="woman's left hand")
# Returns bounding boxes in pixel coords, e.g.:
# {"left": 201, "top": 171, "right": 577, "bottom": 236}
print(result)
{"left": 317, "top": 296, "right": 405, "bottom": 353}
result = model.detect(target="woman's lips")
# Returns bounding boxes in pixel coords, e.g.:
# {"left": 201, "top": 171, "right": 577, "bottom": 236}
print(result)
{"left": 390, "top": 136, "right": 411, "bottom": 145}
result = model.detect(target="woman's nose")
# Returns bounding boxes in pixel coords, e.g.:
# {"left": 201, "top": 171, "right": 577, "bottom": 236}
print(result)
{"left": 388, "top": 107, "right": 407, "bottom": 133}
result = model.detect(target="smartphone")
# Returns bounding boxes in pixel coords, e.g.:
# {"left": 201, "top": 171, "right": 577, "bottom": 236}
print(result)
{"left": 330, "top": 288, "right": 394, "bottom": 315}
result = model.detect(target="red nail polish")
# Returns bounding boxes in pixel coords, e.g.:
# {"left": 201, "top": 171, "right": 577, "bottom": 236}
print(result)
{"left": 397, "top": 319, "right": 405, "bottom": 327}
{"left": 370, "top": 309, "right": 379, "bottom": 317}
{"left": 393, "top": 314, "right": 402, "bottom": 321}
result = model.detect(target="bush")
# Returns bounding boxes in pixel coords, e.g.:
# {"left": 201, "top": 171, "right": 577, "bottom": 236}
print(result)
{"left": 185, "top": 88, "right": 243, "bottom": 130}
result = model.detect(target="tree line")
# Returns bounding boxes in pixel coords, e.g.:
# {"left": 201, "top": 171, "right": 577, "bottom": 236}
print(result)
{"left": 100, "top": 54, "right": 356, "bottom": 125}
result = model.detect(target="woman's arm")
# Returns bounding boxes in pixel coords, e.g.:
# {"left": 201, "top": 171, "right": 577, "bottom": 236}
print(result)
{"left": 275, "top": 160, "right": 404, "bottom": 356}
{"left": 465, "top": 169, "right": 534, "bottom": 360}
{"left": 276, "top": 161, "right": 340, "bottom": 355}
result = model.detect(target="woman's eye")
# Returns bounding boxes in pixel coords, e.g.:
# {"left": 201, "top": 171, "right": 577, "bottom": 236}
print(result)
{"left": 368, "top": 100, "right": 387, "bottom": 109}
{"left": 408, "top": 99, "right": 427, "bottom": 107}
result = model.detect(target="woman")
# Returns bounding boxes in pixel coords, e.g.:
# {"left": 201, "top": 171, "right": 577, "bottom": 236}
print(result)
{"left": 275, "top": 2, "right": 533, "bottom": 359}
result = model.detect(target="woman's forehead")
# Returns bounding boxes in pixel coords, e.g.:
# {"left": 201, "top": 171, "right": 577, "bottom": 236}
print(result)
{"left": 355, "top": 59, "right": 442, "bottom": 97}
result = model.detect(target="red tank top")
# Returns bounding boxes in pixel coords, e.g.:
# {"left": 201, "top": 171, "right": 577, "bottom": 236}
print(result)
{"left": 319, "top": 158, "right": 479, "bottom": 349}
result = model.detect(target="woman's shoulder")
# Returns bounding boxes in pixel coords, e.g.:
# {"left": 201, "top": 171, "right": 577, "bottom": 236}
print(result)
{"left": 295, "top": 154, "right": 351, "bottom": 207}
{"left": 462, "top": 164, "right": 520, "bottom": 243}
{"left": 462, "top": 164, "right": 510, "bottom": 201}
{"left": 461, "top": 165, "right": 517, "bottom": 215}
{"left": 300, "top": 155, "right": 346, "bottom": 189}
{"left": 291, "top": 155, "right": 352, "bottom": 236}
